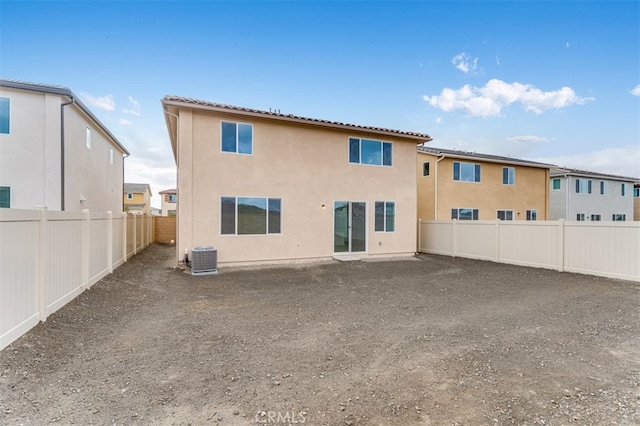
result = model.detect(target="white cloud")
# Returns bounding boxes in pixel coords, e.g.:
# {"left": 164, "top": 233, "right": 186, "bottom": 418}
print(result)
{"left": 631, "top": 85, "right": 640, "bottom": 96}
{"left": 451, "top": 52, "right": 478, "bottom": 74}
{"left": 506, "top": 135, "right": 549, "bottom": 144}
{"left": 435, "top": 117, "right": 442, "bottom": 124}
{"left": 119, "top": 119, "right": 133, "bottom": 126}
{"left": 424, "top": 79, "right": 593, "bottom": 117}
{"left": 80, "top": 92, "right": 115, "bottom": 111}
{"left": 534, "top": 145, "right": 640, "bottom": 179}
{"left": 566, "top": 42, "right": 570, "bottom": 48}
{"left": 122, "top": 96, "right": 141, "bottom": 116}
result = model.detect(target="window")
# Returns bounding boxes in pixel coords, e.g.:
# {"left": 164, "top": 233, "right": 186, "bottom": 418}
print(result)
{"left": 375, "top": 201, "right": 395, "bottom": 232}
{"left": 526, "top": 210, "right": 537, "bottom": 221}
{"left": 453, "top": 162, "right": 481, "bottom": 182}
{"left": 349, "top": 138, "right": 392, "bottom": 166}
{"left": 109, "top": 148, "right": 114, "bottom": 165}
{"left": 552, "top": 178, "right": 561, "bottom": 190}
{"left": 575, "top": 179, "right": 591, "bottom": 194}
{"left": 0, "top": 97, "right": 9, "bottom": 134}
{"left": 221, "top": 121, "right": 253, "bottom": 154}
{"left": 634, "top": 187, "right": 640, "bottom": 198}
{"left": 590, "top": 214, "right": 601, "bottom": 221}
{"left": 497, "top": 210, "right": 514, "bottom": 221}
{"left": 86, "top": 128, "right": 91, "bottom": 149}
{"left": 0, "top": 186, "right": 10, "bottom": 208}
{"left": 422, "top": 162, "right": 430, "bottom": 177}
{"left": 621, "top": 183, "right": 627, "bottom": 196}
{"left": 502, "top": 167, "right": 515, "bottom": 185}
{"left": 576, "top": 213, "right": 585, "bottom": 221}
{"left": 221, "top": 196, "right": 281, "bottom": 235}
{"left": 612, "top": 214, "right": 626, "bottom": 221}
{"left": 168, "top": 194, "right": 177, "bottom": 203}
{"left": 599, "top": 181, "right": 606, "bottom": 195}
{"left": 127, "top": 193, "right": 133, "bottom": 200}
{"left": 451, "top": 208, "right": 479, "bottom": 220}
{"left": 168, "top": 210, "right": 176, "bottom": 217}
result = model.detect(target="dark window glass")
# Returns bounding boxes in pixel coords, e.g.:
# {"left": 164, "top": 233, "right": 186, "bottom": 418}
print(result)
{"left": 0, "top": 186, "right": 9, "bottom": 208}
{"left": 220, "top": 197, "right": 236, "bottom": 234}
{"left": 268, "top": 198, "right": 281, "bottom": 234}
{"left": 349, "top": 138, "right": 360, "bottom": 163}
{"left": 221, "top": 122, "right": 237, "bottom": 152}
{"left": 382, "top": 142, "right": 392, "bottom": 166}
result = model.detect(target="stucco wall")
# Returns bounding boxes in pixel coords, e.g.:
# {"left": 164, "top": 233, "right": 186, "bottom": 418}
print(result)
{"left": 417, "top": 152, "right": 549, "bottom": 221}
{"left": 175, "top": 108, "right": 419, "bottom": 265}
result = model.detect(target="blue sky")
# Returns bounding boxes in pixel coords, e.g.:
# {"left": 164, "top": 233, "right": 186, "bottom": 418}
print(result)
{"left": 2, "top": 0, "right": 639, "bottom": 208}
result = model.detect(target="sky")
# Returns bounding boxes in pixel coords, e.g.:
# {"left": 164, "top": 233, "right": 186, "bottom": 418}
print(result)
{"left": 1, "top": 0, "right": 639, "bottom": 209}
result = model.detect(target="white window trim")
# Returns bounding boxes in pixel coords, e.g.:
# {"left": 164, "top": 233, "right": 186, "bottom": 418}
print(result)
{"left": 502, "top": 167, "right": 515, "bottom": 186}
{"left": 452, "top": 161, "right": 482, "bottom": 184}
{"left": 348, "top": 137, "right": 393, "bottom": 167}
{"left": 0, "top": 96, "right": 10, "bottom": 135}
{"left": 496, "top": 209, "right": 515, "bottom": 221}
{"left": 220, "top": 121, "right": 254, "bottom": 155}
{"left": 220, "top": 196, "right": 282, "bottom": 236}
{"left": 374, "top": 200, "right": 396, "bottom": 233}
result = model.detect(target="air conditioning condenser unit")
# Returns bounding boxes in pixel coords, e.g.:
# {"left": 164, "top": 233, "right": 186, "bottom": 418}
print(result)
{"left": 191, "top": 246, "right": 218, "bottom": 276}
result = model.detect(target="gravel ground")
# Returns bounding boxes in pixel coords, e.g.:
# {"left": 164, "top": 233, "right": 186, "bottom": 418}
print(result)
{"left": 1, "top": 244, "right": 639, "bottom": 425}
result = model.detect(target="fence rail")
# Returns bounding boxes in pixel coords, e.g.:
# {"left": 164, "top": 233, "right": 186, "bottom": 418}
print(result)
{"left": 418, "top": 219, "right": 640, "bottom": 282}
{"left": 1, "top": 209, "right": 153, "bottom": 350}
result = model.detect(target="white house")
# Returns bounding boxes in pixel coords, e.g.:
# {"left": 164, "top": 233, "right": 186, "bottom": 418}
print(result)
{"left": 159, "top": 188, "right": 177, "bottom": 216}
{"left": 549, "top": 167, "right": 636, "bottom": 221}
{"left": 0, "top": 78, "right": 129, "bottom": 212}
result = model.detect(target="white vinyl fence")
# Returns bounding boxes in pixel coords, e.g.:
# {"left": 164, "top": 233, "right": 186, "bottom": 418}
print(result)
{"left": 1, "top": 209, "right": 152, "bottom": 350}
{"left": 418, "top": 219, "right": 640, "bottom": 283}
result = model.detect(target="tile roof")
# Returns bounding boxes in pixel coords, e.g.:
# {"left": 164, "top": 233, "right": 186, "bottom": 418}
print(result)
{"left": 124, "top": 183, "right": 152, "bottom": 194}
{"left": 417, "top": 146, "right": 553, "bottom": 168}
{"left": 158, "top": 188, "right": 177, "bottom": 194}
{"left": 549, "top": 166, "right": 638, "bottom": 182}
{"left": 162, "top": 96, "right": 432, "bottom": 142}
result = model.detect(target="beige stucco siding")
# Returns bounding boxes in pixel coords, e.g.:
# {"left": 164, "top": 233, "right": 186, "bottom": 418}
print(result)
{"left": 176, "top": 108, "right": 418, "bottom": 265}
{"left": 417, "top": 152, "right": 549, "bottom": 221}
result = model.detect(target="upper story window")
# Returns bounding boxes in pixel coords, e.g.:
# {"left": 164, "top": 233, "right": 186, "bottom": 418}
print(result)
{"left": 575, "top": 178, "right": 591, "bottom": 194}
{"left": 168, "top": 194, "right": 177, "bottom": 203}
{"left": 621, "top": 183, "right": 627, "bottom": 196}
{"left": 497, "top": 210, "right": 514, "bottom": 220}
{"left": 634, "top": 187, "right": 640, "bottom": 198}
{"left": 502, "top": 167, "right": 515, "bottom": 185}
{"left": 599, "top": 181, "right": 607, "bottom": 195}
{"left": 552, "top": 178, "right": 561, "bottom": 190}
{"left": 451, "top": 208, "right": 479, "bottom": 220}
{"left": 127, "top": 193, "right": 133, "bottom": 200}
{"left": 0, "top": 186, "right": 10, "bottom": 208}
{"left": 453, "top": 161, "right": 481, "bottom": 183}
{"left": 86, "top": 128, "right": 91, "bottom": 149}
{"left": 349, "top": 138, "right": 392, "bottom": 166}
{"left": 422, "top": 162, "right": 430, "bottom": 177}
{"left": 221, "top": 121, "right": 253, "bottom": 154}
{"left": 0, "top": 97, "right": 9, "bottom": 134}
{"left": 375, "top": 201, "right": 395, "bottom": 232}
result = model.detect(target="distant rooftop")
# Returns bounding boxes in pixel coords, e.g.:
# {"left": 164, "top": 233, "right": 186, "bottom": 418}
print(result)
{"left": 162, "top": 96, "right": 432, "bottom": 142}
{"left": 417, "top": 146, "right": 554, "bottom": 169}
{"left": 124, "top": 183, "right": 152, "bottom": 195}
{"left": 549, "top": 166, "right": 638, "bottom": 182}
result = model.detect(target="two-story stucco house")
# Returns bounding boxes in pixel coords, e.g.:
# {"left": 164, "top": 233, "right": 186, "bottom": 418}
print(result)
{"left": 417, "top": 146, "right": 551, "bottom": 221}
{"left": 162, "top": 96, "right": 432, "bottom": 266}
{"left": 159, "top": 188, "right": 177, "bottom": 216}
{"left": 0, "top": 78, "right": 129, "bottom": 212}
{"left": 549, "top": 167, "right": 636, "bottom": 221}
{"left": 123, "top": 183, "right": 152, "bottom": 214}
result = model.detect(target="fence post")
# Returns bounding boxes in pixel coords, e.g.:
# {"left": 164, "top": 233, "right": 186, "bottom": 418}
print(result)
{"left": 417, "top": 218, "right": 422, "bottom": 254}
{"left": 558, "top": 219, "right": 565, "bottom": 272}
{"left": 122, "top": 212, "right": 128, "bottom": 261}
{"left": 133, "top": 213, "right": 137, "bottom": 255}
{"left": 107, "top": 211, "right": 113, "bottom": 273}
{"left": 452, "top": 219, "right": 457, "bottom": 257}
{"left": 37, "top": 206, "right": 47, "bottom": 322}
{"left": 82, "top": 209, "right": 90, "bottom": 289}
{"left": 495, "top": 220, "right": 501, "bottom": 262}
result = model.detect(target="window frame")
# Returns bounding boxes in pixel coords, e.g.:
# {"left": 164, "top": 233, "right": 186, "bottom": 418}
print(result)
{"left": 576, "top": 213, "right": 586, "bottom": 221}
{"left": 502, "top": 167, "right": 515, "bottom": 186}
{"left": 0, "top": 97, "right": 10, "bottom": 134}
{"left": 526, "top": 209, "right": 537, "bottom": 221}
{"left": 349, "top": 137, "right": 392, "bottom": 167}
{"left": 374, "top": 201, "right": 395, "bottom": 233}
{"left": 221, "top": 121, "right": 253, "bottom": 155}
{"left": 599, "top": 181, "right": 607, "bottom": 195}
{"left": 612, "top": 214, "right": 626, "bottom": 221}
{"left": 590, "top": 214, "right": 601, "bottom": 221}
{"left": 0, "top": 186, "right": 10, "bottom": 208}
{"left": 451, "top": 208, "right": 479, "bottom": 221}
{"left": 621, "top": 183, "right": 627, "bottom": 197}
{"left": 220, "top": 196, "right": 282, "bottom": 235}
{"left": 422, "top": 161, "right": 430, "bottom": 177}
{"left": 127, "top": 193, "right": 133, "bottom": 200}
{"left": 496, "top": 209, "right": 514, "bottom": 221}
{"left": 453, "top": 161, "right": 481, "bottom": 183}
{"left": 552, "top": 178, "right": 561, "bottom": 190}
{"left": 575, "top": 178, "right": 592, "bottom": 194}
{"left": 634, "top": 187, "right": 640, "bottom": 198}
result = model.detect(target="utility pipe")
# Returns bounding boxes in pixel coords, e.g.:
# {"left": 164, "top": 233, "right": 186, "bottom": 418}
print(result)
{"left": 60, "top": 96, "right": 75, "bottom": 211}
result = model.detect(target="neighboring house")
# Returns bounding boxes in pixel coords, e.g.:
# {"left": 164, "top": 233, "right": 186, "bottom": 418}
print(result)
{"left": 159, "top": 188, "right": 177, "bottom": 216}
{"left": 150, "top": 206, "right": 161, "bottom": 216}
{"left": 0, "top": 78, "right": 129, "bottom": 211}
{"left": 549, "top": 167, "right": 636, "bottom": 221}
{"left": 417, "top": 146, "right": 551, "bottom": 221}
{"left": 162, "top": 96, "right": 432, "bottom": 266}
{"left": 635, "top": 182, "right": 640, "bottom": 221}
{"left": 123, "top": 183, "right": 152, "bottom": 214}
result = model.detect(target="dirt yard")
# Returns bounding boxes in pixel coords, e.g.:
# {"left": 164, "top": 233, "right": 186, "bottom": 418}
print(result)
{"left": 1, "top": 244, "right": 639, "bottom": 425}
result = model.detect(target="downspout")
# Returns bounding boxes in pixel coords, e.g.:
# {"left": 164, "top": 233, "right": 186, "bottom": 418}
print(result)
{"left": 60, "top": 96, "right": 75, "bottom": 211}
{"left": 434, "top": 155, "right": 446, "bottom": 220}
{"left": 564, "top": 174, "right": 569, "bottom": 220}
{"left": 122, "top": 151, "right": 130, "bottom": 213}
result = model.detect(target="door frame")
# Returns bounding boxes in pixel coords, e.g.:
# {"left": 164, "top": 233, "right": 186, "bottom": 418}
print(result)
{"left": 333, "top": 200, "right": 367, "bottom": 254}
